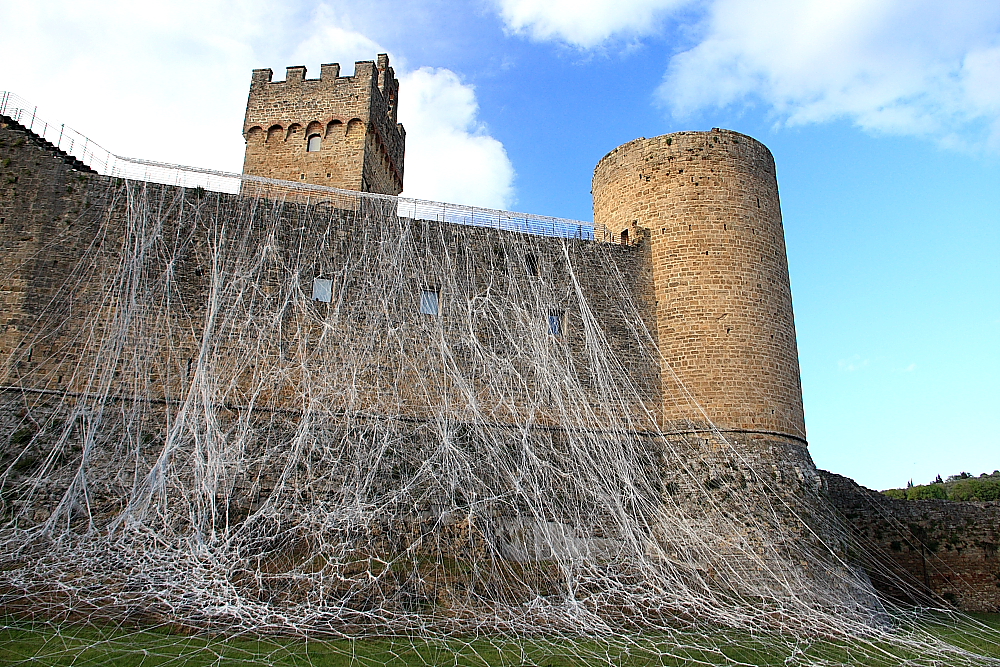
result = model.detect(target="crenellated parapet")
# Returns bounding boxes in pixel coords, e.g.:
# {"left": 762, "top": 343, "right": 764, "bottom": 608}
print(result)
{"left": 242, "top": 55, "right": 405, "bottom": 195}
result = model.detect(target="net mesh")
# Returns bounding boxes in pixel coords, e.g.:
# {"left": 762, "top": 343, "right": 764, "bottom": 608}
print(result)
{"left": 0, "top": 177, "right": 997, "bottom": 665}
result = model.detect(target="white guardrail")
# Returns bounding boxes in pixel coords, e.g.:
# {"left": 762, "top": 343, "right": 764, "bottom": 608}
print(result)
{"left": 1, "top": 91, "right": 605, "bottom": 241}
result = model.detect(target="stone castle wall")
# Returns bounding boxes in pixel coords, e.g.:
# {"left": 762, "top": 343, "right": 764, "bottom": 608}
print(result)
{"left": 5, "top": 109, "right": 998, "bottom": 613}
{"left": 0, "top": 115, "right": 110, "bottom": 385}
{"left": 242, "top": 56, "right": 404, "bottom": 195}
{"left": 823, "top": 471, "right": 1000, "bottom": 612}
{"left": 593, "top": 130, "right": 806, "bottom": 442}
{"left": 0, "top": 112, "right": 859, "bottom": 616}
{"left": 0, "top": 117, "right": 660, "bottom": 425}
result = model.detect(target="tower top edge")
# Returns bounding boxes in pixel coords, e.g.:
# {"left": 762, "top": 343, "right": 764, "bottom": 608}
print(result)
{"left": 250, "top": 55, "right": 393, "bottom": 87}
{"left": 594, "top": 129, "right": 773, "bottom": 172}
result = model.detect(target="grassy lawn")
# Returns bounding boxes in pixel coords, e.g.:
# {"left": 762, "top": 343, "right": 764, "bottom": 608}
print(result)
{"left": 1, "top": 615, "right": 998, "bottom": 666}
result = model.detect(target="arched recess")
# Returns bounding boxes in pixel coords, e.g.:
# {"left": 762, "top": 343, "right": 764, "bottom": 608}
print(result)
{"left": 246, "top": 126, "right": 264, "bottom": 144}
{"left": 305, "top": 121, "right": 323, "bottom": 136}
{"left": 346, "top": 118, "right": 364, "bottom": 138}
{"left": 325, "top": 119, "right": 344, "bottom": 138}
{"left": 266, "top": 124, "right": 284, "bottom": 142}
{"left": 286, "top": 123, "right": 303, "bottom": 141}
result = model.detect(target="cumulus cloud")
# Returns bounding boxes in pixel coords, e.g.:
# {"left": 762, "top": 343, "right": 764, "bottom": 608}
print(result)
{"left": 398, "top": 68, "right": 515, "bottom": 209}
{"left": 659, "top": 0, "right": 1000, "bottom": 149}
{"left": 0, "top": 0, "right": 267, "bottom": 170}
{"left": 495, "top": 0, "right": 693, "bottom": 48}
{"left": 496, "top": 0, "right": 1000, "bottom": 150}
{"left": 288, "top": 6, "right": 392, "bottom": 72}
{"left": 0, "top": 0, "right": 516, "bottom": 208}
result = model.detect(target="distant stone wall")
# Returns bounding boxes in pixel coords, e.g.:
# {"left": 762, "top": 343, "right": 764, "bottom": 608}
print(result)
{"left": 822, "top": 470, "right": 1000, "bottom": 612}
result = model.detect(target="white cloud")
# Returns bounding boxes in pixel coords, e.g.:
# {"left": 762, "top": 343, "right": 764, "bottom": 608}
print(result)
{"left": 495, "top": 0, "right": 1000, "bottom": 150}
{"left": 398, "top": 68, "right": 515, "bottom": 209}
{"left": 495, "top": 0, "right": 693, "bottom": 48}
{"left": 0, "top": 0, "right": 516, "bottom": 208}
{"left": 0, "top": 0, "right": 270, "bottom": 171}
{"left": 658, "top": 0, "right": 1000, "bottom": 149}
{"left": 838, "top": 355, "right": 870, "bottom": 373}
{"left": 288, "top": 6, "right": 394, "bottom": 73}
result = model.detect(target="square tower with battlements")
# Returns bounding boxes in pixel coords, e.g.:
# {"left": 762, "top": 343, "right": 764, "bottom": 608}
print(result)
{"left": 242, "top": 53, "right": 405, "bottom": 195}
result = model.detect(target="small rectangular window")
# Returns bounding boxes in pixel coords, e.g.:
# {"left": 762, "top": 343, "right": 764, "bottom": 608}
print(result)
{"left": 548, "top": 310, "right": 564, "bottom": 336}
{"left": 312, "top": 278, "right": 332, "bottom": 303}
{"left": 420, "top": 288, "right": 440, "bottom": 316}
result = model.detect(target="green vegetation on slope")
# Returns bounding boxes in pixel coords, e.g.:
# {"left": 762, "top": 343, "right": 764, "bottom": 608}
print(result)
{"left": 883, "top": 471, "right": 1000, "bottom": 502}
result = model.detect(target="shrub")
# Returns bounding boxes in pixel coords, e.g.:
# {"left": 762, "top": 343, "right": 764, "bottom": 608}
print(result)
{"left": 949, "top": 477, "right": 1000, "bottom": 502}
{"left": 883, "top": 488, "right": 907, "bottom": 500}
{"left": 907, "top": 484, "right": 947, "bottom": 500}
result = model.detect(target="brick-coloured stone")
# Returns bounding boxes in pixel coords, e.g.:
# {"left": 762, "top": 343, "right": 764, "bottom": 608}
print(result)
{"left": 823, "top": 471, "right": 1000, "bottom": 613}
{"left": 593, "top": 130, "right": 806, "bottom": 442}
{"left": 242, "top": 54, "right": 405, "bottom": 195}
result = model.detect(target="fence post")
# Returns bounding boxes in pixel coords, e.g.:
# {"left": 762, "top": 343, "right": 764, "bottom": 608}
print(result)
{"left": 57, "top": 124, "right": 64, "bottom": 148}
{"left": 30, "top": 106, "right": 36, "bottom": 131}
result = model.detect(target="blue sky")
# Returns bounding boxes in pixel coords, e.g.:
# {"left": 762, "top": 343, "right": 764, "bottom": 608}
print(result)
{"left": 1, "top": 0, "right": 997, "bottom": 489}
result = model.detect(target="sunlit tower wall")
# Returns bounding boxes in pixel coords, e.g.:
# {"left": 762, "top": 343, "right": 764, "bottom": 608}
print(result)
{"left": 242, "top": 53, "right": 405, "bottom": 194}
{"left": 592, "top": 130, "right": 807, "bottom": 447}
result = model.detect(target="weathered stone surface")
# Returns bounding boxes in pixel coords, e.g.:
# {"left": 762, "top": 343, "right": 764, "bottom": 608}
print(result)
{"left": 593, "top": 130, "right": 805, "bottom": 441}
{"left": 823, "top": 471, "right": 1000, "bottom": 612}
{"left": 242, "top": 54, "right": 404, "bottom": 195}
{"left": 4, "top": 73, "right": 998, "bottom": 616}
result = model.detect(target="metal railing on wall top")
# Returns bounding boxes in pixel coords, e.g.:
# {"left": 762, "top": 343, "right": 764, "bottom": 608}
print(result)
{"left": 1, "top": 91, "right": 620, "bottom": 242}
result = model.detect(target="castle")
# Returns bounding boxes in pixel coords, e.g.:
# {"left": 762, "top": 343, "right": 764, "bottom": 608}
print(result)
{"left": 0, "top": 54, "right": 997, "bottom": 631}
{"left": 239, "top": 58, "right": 808, "bottom": 455}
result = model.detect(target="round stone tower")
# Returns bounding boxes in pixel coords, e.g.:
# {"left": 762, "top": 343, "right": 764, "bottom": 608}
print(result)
{"left": 593, "top": 129, "right": 806, "bottom": 445}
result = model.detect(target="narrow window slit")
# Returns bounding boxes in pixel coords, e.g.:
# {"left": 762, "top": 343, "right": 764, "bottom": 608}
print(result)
{"left": 420, "top": 288, "right": 440, "bottom": 316}
{"left": 312, "top": 278, "right": 333, "bottom": 303}
{"left": 548, "top": 310, "right": 565, "bottom": 336}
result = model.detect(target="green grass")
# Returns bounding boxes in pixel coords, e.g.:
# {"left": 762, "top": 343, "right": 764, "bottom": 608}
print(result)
{"left": 1, "top": 615, "right": 998, "bottom": 666}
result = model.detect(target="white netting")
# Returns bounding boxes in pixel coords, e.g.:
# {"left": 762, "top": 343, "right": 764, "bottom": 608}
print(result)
{"left": 0, "top": 176, "right": 997, "bottom": 665}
